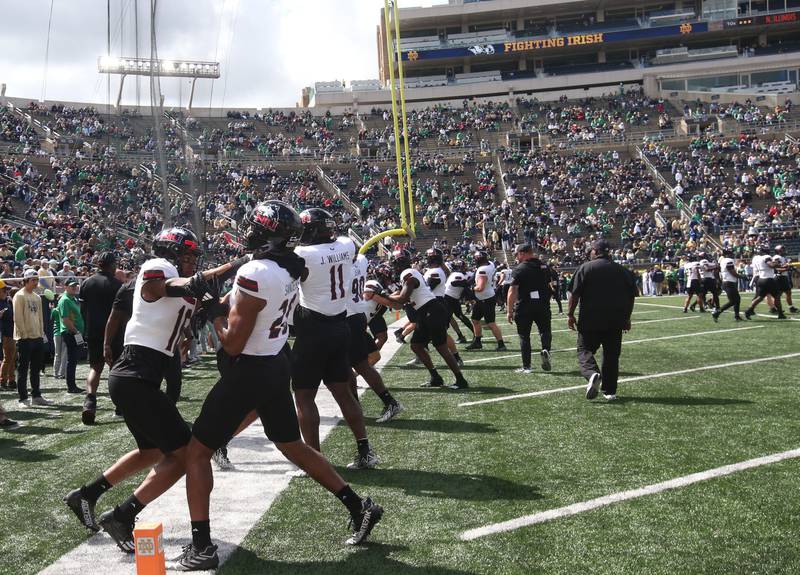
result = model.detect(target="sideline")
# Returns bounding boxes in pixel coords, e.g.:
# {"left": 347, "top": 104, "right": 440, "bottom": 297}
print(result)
{"left": 39, "top": 324, "right": 407, "bottom": 575}
{"left": 460, "top": 447, "right": 800, "bottom": 541}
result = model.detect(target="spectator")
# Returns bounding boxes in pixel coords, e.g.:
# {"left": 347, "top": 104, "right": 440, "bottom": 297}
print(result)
{"left": 0, "top": 400, "right": 19, "bottom": 430}
{"left": 52, "top": 293, "right": 66, "bottom": 380}
{"left": 13, "top": 269, "right": 49, "bottom": 406}
{"left": 57, "top": 279, "right": 84, "bottom": 394}
{"left": 0, "top": 280, "right": 14, "bottom": 389}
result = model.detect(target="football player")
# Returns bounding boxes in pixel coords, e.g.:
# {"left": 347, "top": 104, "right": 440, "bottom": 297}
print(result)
{"left": 347, "top": 252, "right": 404, "bottom": 423}
{"left": 682, "top": 254, "right": 705, "bottom": 313}
{"left": 772, "top": 245, "right": 798, "bottom": 313}
{"left": 444, "top": 260, "right": 473, "bottom": 343}
{"left": 177, "top": 202, "right": 383, "bottom": 570}
{"left": 366, "top": 249, "right": 470, "bottom": 390}
{"left": 423, "top": 248, "right": 464, "bottom": 366}
{"left": 745, "top": 246, "right": 786, "bottom": 319}
{"left": 292, "top": 208, "right": 378, "bottom": 470}
{"left": 698, "top": 253, "right": 720, "bottom": 311}
{"left": 465, "top": 251, "right": 507, "bottom": 351}
{"left": 63, "top": 227, "right": 245, "bottom": 552}
{"left": 712, "top": 249, "right": 743, "bottom": 322}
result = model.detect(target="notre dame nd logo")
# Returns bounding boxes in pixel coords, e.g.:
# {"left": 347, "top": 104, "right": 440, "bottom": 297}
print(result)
{"left": 407, "top": 50, "right": 419, "bottom": 62}
{"left": 680, "top": 23, "right": 693, "bottom": 34}
{"left": 137, "top": 536, "right": 156, "bottom": 556}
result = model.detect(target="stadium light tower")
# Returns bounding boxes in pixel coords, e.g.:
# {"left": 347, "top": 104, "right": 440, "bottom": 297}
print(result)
{"left": 97, "top": 56, "right": 220, "bottom": 109}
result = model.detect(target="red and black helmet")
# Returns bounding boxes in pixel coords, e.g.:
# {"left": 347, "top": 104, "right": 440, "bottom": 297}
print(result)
{"left": 426, "top": 247, "right": 444, "bottom": 267}
{"left": 152, "top": 227, "right": 202, "bottom": 267}
{"left": 298, "top": 208, "right": 336, "bottom": 245}
{"left": 390, "top": 248, "right": 412, "bottom": 274}
{"left": 243, "top": 201, "right": 303, "bottom": 253}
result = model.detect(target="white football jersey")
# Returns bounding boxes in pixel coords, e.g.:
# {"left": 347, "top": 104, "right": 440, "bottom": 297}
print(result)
{"left": 364, "top": 279, "right": 385, "bottom": 320}
{"left": 684, "top": 261, "right": 701, "bottom": 281}
{"left": 773, "top": 254, "right": 787, "bottom": 276}
{"left": 502, "top": 269, "right": 514, "bottom": 285}
{"left": 347, "top": 254, "right": 369, "bottom": 317}
{"left": 295, "top": 237, "right": 355, "bottom": 316}
{"left": 445, "top": 272, "right": 468, "bottom": 299}
{"left": 400, "top": 268, "right": 436, "bottom": 309}
{"left": 125, "top": 258, "right": 195, "bottom": 356}
{"left": 699, "top": 259, "right": 715, "bottom": 279}
{"left": 475, "top": 263, "right": 496, "bottom": 301}
{"left": 753, "top": 255, "right": 776, "bottom": 279}
{"left": 423, "top": 267, "right": 447, "bottom": 298}
{"left": 718, "top": 257, "right": 737, "bottom": 283}
{"left": 233, "top": 259, "right": 300, "bottom": 356}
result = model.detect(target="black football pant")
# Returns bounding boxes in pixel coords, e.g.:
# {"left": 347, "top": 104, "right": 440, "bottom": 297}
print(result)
{"left": 165, "top": 349, "right": 182, "bottom": 404}
{"left": 718, "top": 282, "right": 741, "bottom": 317}
{"left": 577, "top": 329, "right": 623, "bottom": 395}
{"left": 16, "top": 338, "right": 44, "bottom": 400}
{"left": 515, "top": 306, "right": 552, "bottom": 369}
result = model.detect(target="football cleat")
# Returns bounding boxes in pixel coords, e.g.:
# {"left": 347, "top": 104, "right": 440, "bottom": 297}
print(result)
{"left": 585, "top": 372, "right": 601, "bottom": 400}
{"left": 98, "top": 510, "right": 135, "bottom": 553}
{"left": 420, "top": 375, "right": 444, "bottom": 388}
{"left": 175, "top": 543, "right": 219, "bottom": 571}
{"left": 456, "top": 336, "right": 467, "bottom": 344}
{"left": 212, "top": 447, "right": 235, "bottom": 471}
{"left": 496, "top": 343, "right": 507, "bottom": 352}
{"left": 711, "top": 311, "right": 720, "bottom": 323}
{"left": 744, "top": 308, "right": 754, "bottom": 320}
{"left": 82, "top": 394, "right": 97, "bottom": 425}
{"left": 376, "top": 402, "right": 404, "bottom": 424}
{"left": 603, "top": 394, "right": 618, "bottom": 401}
{"left": 790, "top": 306, "right": 799, "bottom": 313}
{"left": 347, "top": 448, "right": 379, "bottom": 470}
{"left": 540, "top": 349, "right": 552, "bottom": 372}
{"left": 464, "top": 340, "right": 482, "bottom": 351}
{"left": 393, "top": 329, "right": 405, "bottom": 344}
{"left": 346, "top": 498, "right": 384, "bottom": 545}
{"left": 64, "top": 488, "right": 100, "bottom": 532}
{"left": 402, "top": 357, "right": 421, "bottom": 368}
{"left": 515, "top": 367, "right": 533, "bottom": 375}
{"left": 447, "top": 377, "right": 469, "bottom": 390}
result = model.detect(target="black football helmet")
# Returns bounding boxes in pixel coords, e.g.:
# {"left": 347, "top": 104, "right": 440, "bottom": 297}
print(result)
{"left": 426, "top": 248, "right": 444, "bottom": 267}
{"left": 390, "top": 248, "right": 412, "bottom": 274}
{"left": 473, "top": 250, "right": 489, "bottom": 266}
{"left": 298, "top": 208, "right": 336, "bottom": 245}
{"left": 243, "top": 201, "right": 303, "bottom": 254}
{"left": 758, "top": 244, "right": 771, "bottom": 255}
{"left": 374, "top": 264, "right": 394, "bottom": 286}
{"left": 152, "top": 227, "right": 203, "bottom": 276}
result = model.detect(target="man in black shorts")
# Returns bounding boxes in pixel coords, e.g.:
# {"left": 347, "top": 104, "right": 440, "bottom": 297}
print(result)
{"left": 466, "top": 251, "right": 506, "bottom": 351}
{"left": 79, "top": 252, "right": 122, "bottom": 425}
{"left": 62, "top": 228, "right": 244, "bottom": 552}
{"left": 506, "top": 245, "right": 553, "bottom": 374}
{"left": 293, "top": 208, "right": 378, "bottom": 470}
{"left": 178, "top": 202, "right": 383, "bottom": 570}
{"left": 366, "top": 249, "right": 469, "bottom": 390}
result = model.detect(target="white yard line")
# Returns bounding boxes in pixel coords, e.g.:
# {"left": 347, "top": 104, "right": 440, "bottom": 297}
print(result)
{"left": 459, "top": 351, "right": 800, "bottom": 407}
{"left": 39, "top": 325, "right": 406, "bottom": 575}
{"left": 460, "top": 447, "right": 800, "bottom": 541}
{"left": 638, "top": 301, "right": 800, "bottom": 321}
{"left": 461, "top": 325, "right": 763, "bottom": 365}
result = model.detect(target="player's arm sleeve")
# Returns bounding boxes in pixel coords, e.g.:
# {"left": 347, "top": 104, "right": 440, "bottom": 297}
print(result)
{"left": 426, "top": 275, "right": 442, "bottom": 289}
{"left": 141, "top": 259, "right": 176, "bottom": 282}
{"left": 234, "top": 262, "right": 268, "bottom": 301}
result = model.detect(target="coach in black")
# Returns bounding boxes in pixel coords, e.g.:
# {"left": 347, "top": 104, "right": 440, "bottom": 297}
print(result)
{"left": 506, "top": 244, "right": 553, "bottom": 374}
{"left": 567, "top": 240, "right": 637, "bottom": 401}
{"left": 80, "top": 252, "right": 122, "bottom": 425}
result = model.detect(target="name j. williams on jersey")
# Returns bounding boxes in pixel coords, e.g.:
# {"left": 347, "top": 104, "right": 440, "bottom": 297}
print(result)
{"left": 319, "top": 251, "right": 351, "bottom": 265}
{"left": 286, "top": 278, "right": 300, "bottom": 296}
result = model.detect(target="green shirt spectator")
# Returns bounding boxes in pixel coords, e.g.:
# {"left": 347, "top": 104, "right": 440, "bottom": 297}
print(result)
{"left": 14, "top": 245, "right": 26, "bottom": 262}
{"left": 57, "top": 290, "right": 84, "bottom": 335}
{"left": 52, "top": 306, "right": 63, "bottom": 337}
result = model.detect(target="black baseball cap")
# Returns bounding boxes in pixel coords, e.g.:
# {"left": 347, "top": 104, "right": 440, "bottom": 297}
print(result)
{"left": 514, "top": 243, "right": 533, "bottom": 254}
{"left": 590, "top": 239, "right": 611, "bottom": 254}
{"left": 66, "top": 278, "right": 79, "bottom": 287}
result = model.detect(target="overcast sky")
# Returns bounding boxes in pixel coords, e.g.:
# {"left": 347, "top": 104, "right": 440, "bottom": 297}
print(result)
{"left": 0, "top": 0, "right": 446, "bottom": 109}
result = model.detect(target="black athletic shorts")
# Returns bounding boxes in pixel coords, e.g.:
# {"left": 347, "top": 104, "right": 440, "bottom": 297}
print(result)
{"left": 368, "top": 314, "right": 387, "bottom": 338}
{"left": 702, "top": 277, "right": 717, "bottom": 294}
{"left": 193, "top": 350, "right": 299, "bottom": 450}
{"left": 291, "top": 307, "right": 351, "bottom": 390}
{"left": 108, "top": 373, "right": 191, "bottom": 453}
{"left": 687, "top": 280, "right": 703, "bottom": 295}
{"left": 87, "top": 337, "right": 122, "bottom": 366}
{"left": 777, "top": 276, "right": 792, "bottom": 293}
{"left": 404, "top": 303, "right": 418, "bottom": 323}
{"left": 347, "top": 313, "right": 376, "bottom": 367}
{"left": 756, "top": 277, "right": 780, "bottom": 298}
{"left": 410, "top": 299, "right": 449, "bottom": 348}
{"left": 443, "top": 295, "right": 464, "bottom": 320}
{"left": 471, "top": 295, "right": 497, "bottom": 323}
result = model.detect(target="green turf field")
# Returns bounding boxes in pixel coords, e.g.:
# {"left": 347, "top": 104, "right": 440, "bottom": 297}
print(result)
{"left": 2, "top": 294, "right": 799, "bottom": 575}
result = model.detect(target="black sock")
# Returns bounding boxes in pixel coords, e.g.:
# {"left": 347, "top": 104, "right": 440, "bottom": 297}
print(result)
{"left": 113, "top": 495, "right": 145, "bottom": 525}
{"left": 453, "top": 352, "right": 462, "bottom": 362}
{"left": 356, "top": 438, "right": 370, "bottom": 457}
{"left": 335, "top": 485, "right": 363, "bottom": 517}
{"left": 191, "top": 520, "right": 212, "bottom": 550}
{"left": 428, "top": 367, "right": 441, "bottom": 379}
{"left": 378, "top": 390, "right": 395, "bottom": 408}
{"left": 474, "top": 336, "right": 482, "bottom": 343}
{"left": 497, "top": 339, "right": 505, "bottom": 346}
{"left": 81, "top": 475, "right": 112, "bottom": 503}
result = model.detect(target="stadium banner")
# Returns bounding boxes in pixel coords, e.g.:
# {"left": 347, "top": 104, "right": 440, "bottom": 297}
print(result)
{"left": 403, "top": 21, "right": 715, "bottom": 61}
{"left": 722, "top": 9, "right": 800, "bottom": 28}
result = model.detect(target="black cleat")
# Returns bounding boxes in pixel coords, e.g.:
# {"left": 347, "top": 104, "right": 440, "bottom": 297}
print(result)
{"left": 447, "top": 377, "right": 469, "bottom": 390}
{"left": 734, "top": 315, "right": 743, "bottom": 321}
{"left": 744, "top": 308, "right": 754, "bottom": 320}
{"left": 393, "top": 329, "right": 405, "bottom": 344}
{"left": 465, "top": 340, "right": 483, "bottom": 351}
{"left": 456, "top": 336, "right": 467, "bottom": 344}
{"left": 540, "top": 349, "right": 552, "bottom": 371}
{"left": 420, "top": 375, "right": 444, "bottom": 388}
{"left": 346, "top": 498, "right": 383, "bottom": 545}
{"left": 790, "top": 307, "right": 799, "bottom": 314}
{"left": 778, "top": 314, "right": 788, "bottom": 320}
{"left": 496, "top": 343, "right": 507, "bottom": 352}
{"left": 711, "top": 311, "right": 720, "bottom": 323}
{"left": 769, "top": 307, "right": 778, "bottom": 315}
{"left": 176, "top": 543, "right": 219, "bottom": 571}
{"left": 64, "top": 488, "right": 100, "bottom": 532}
{"left": 82, "top": 394, "right": 97, "bottom": 426}
{"left": 98, "top": 510, "right": 135, "bottom": 553}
